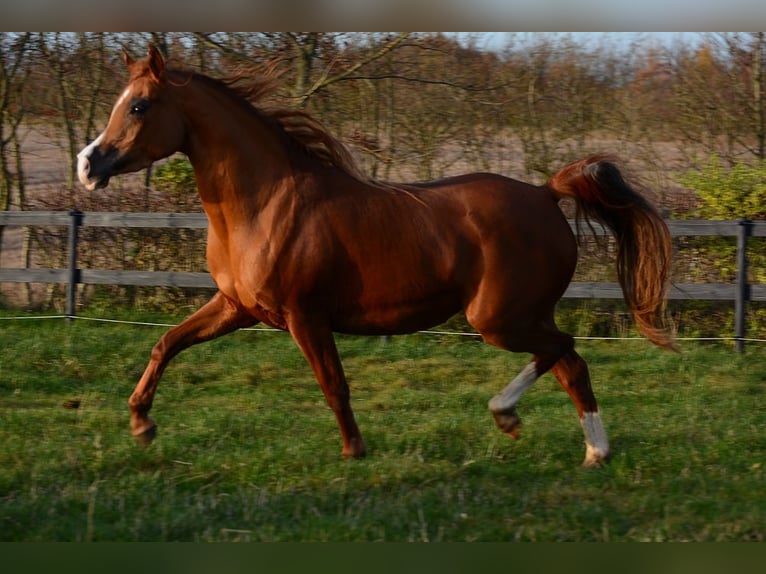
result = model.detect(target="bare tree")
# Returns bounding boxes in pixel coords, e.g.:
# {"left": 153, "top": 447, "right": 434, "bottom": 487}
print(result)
{"left": 0, "top": 33, "right": 32, "bottom": 209}
{"left": 519, "top": 36, "right": 631, "bottom": 177}
{"left": 668, "top": 33, "right": 766, "bottom": 164}
{"left": 0, "top": 34, "right": 32, "bottom": 257}
{"left": 751, "top": 32, "right": 765, "bottom": 160}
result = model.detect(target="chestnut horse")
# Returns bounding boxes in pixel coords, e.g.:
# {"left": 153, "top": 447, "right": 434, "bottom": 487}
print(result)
{"left": 78, "top": 46, "right": 674, "bottom": 467}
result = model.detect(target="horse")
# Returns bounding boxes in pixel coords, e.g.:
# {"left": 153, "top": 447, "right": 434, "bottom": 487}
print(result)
{"left": 77, "top": 46, "right": 674, "bottom": 467}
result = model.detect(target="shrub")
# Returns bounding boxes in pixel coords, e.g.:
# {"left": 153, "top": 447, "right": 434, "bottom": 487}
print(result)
{"left": 680, "top": 155, "right": 766, "bottom": 283}
{"left": 151, "top": 156, "right": 200, "bottom": 211}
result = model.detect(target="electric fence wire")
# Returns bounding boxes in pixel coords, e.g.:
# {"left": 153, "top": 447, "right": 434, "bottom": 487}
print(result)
{"left": 1, "top": 313, "right": 765, "bottom": 343}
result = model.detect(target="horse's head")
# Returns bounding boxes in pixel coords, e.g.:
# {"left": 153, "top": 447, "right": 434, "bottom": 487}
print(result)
{"left": 78, "top": 45, "right": 186, "bottom": 191}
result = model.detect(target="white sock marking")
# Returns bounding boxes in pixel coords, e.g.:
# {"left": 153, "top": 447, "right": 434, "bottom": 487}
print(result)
{"left": 488, "top": 362, "right": 538, "bottom": 412}
{"left": 581, "top": 411, "right": 610, "bottom": 463}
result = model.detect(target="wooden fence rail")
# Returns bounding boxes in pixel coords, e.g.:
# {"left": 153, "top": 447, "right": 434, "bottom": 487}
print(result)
{"left": 1, "top": 211, "right": 764, "bottom": 350}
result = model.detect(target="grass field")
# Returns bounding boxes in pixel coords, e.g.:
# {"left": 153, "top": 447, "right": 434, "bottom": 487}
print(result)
{"left": 0, "top": 311, "right": 764, "bottom": 541}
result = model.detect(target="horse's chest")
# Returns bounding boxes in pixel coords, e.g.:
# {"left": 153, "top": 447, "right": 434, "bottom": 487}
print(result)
{"left": 206, "top": 227, "right": 287, "bottom": 305}
{"left": 251, "top": 302, "right": 289, "bottom": 330}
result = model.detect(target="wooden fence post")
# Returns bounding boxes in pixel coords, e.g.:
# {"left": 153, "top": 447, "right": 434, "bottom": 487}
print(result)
{"left": 66, "top": 209, "right": 82, "bottom": 321}
{"left": 734, "top": 218, "right": 753, "bottom": 352}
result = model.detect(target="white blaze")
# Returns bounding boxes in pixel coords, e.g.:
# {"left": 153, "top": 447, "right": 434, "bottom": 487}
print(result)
{"left": 77, "top": 87, "right": 131, "bottom": 190}
{"left": 77, "top": 132, "right": 104, "bottom": 190}
{"left": 112, "top": 87, "right": 131, "bottom": 117}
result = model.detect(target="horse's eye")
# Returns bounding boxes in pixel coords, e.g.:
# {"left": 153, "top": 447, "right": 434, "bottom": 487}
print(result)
{"left": 129, "top": 99, "right": 150, "bottom": 117}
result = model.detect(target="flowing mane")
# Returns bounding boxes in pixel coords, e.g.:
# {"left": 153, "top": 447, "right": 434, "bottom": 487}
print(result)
{"left": 167, "top": 65, "right": 371, "bottom": 184}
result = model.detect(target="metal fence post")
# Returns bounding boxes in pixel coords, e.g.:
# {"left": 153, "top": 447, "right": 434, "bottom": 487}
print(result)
{"left": 734, "top": 218, "right": 753, "bottom": 352}
{"left": 66, "top": 209, "right": 83, "bottom": 321}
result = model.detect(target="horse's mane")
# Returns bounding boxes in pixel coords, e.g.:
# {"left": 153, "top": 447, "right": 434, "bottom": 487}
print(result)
{"left": 167, "top": 64, "right": 372, "bottom": 185}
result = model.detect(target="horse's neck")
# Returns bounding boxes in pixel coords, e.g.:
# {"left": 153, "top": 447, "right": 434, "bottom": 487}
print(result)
{"left": 182, "top": 90, "right": 294, "bottom": 218}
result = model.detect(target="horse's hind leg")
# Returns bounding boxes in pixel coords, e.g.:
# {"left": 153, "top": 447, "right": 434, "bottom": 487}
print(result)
{"left": 549, "top": 349, "right": 610, "bottom": 467}
{"left": 487, "top": 361, "right": 538, "bottom": 440}
{"left": 128, "top": 291, "right": 256, "bottom": 445}
{"left": 486, "top": 333, "right": 610, "bottom": 467}
{"left": 484, "top": 330, "right": 572, "bottom": 442}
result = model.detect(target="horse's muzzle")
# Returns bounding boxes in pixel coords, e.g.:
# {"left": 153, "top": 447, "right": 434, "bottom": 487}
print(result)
{"left": 77, "top": 134, "right": 113, "bottom": 190}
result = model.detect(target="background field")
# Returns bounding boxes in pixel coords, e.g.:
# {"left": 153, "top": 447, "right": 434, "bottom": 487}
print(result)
{"left": 0, "top": 311, "right": 763, "bottom": 541}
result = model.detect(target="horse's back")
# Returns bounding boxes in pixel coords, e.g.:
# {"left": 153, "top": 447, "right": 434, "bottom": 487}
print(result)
{"left": 418, "top": 172, "right": 575, "bottom": 257}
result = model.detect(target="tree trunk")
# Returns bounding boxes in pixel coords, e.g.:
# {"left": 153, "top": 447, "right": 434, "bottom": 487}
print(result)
{"left": 754, "top": 32, "right": 765, "bottom": 160}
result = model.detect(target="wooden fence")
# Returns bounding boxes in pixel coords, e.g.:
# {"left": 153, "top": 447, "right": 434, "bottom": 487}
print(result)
{"left": 1, "top": 211, "right": 765, "bottom": 350}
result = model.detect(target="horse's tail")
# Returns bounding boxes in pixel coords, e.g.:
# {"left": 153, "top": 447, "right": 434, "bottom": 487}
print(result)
{"left": 547, "top": 154, "right": 676, "bottom": 351}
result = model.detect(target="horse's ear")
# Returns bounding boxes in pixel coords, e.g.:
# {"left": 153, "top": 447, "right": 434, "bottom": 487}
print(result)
{"left": 121, "top": 47, "right": 135, "bottom": 68}
{"left": 147, "top": 44, "right": 166, "bottom": 82}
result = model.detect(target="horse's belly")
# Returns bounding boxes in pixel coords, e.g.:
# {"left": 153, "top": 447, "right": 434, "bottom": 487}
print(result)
{"left": 331, "top": 290, "right": 461, "bottom": 336}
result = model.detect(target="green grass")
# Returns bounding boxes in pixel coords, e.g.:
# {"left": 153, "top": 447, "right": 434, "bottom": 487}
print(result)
{"left": 0, "top": 311, "right": 764, "bottom": 541}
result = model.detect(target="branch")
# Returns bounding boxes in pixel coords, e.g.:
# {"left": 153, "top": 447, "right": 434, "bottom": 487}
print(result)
{"left": 191, "top": 32, "right": 256, "bottom": 65}
{"left": 299, "top": 33, "right": 411, "bottom": 103}
{"left": 336, "top": 73, "right": 510, "bottom": 93}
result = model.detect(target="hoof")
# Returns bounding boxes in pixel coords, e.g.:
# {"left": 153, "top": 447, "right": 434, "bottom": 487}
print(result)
{"left": 582, "top": 448, "right": 610, "bottom": 468}
{"left": 131, "top": 419, "right": 157, "bottom": 447}
{"left": 341, "top": 437, "right": 367, "bottom": 458}
{"left": 492, "top": 407, "right": 522, "bottom": 440}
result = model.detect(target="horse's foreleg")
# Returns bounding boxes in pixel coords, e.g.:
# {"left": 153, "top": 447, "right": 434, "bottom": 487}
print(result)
{"left": 288, "top": 318, "right": 365, "bottom": 458}
{"left": 549, "top": 350, "right": 610, "bottom": 467}
{"left": 128, "top": 291, "right": 255, "bottom": 445}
